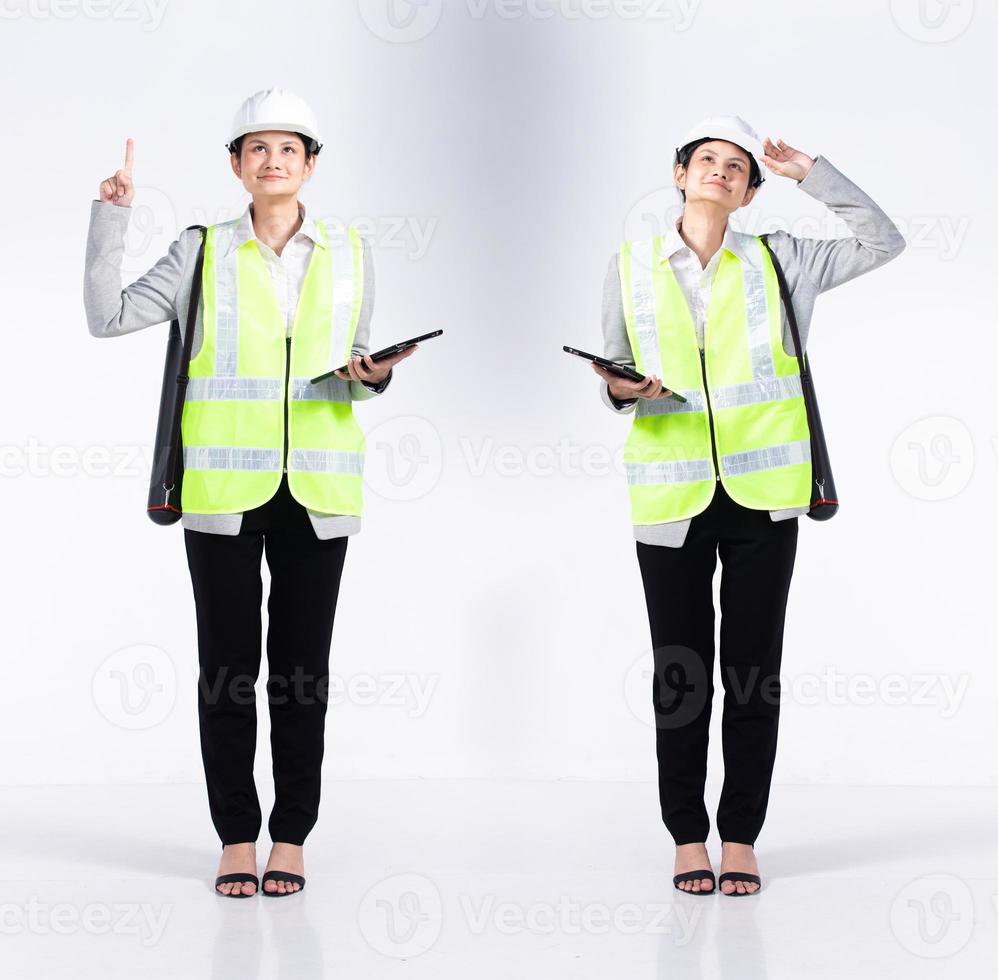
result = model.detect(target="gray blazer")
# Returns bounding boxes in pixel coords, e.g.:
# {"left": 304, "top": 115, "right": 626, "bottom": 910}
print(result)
{"left": 600, "top": 155, "right": 906, "bottom": 546}
{"left": 83, "top": 199, "right": 391, "bottom": 539}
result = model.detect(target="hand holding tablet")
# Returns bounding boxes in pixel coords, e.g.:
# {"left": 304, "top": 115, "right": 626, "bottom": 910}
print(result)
{"left": 310, "top": 329, "right": 443, "bottom": 385}
{"left": 563, "top": 346, "right": 687, "bottom": 403}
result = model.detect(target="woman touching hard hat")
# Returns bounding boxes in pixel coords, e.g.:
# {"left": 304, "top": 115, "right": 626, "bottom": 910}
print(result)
{"left": 593, "top": 114, "right": 905, "bottom": 896}
{"left": 85, "top": 87, "right": 418, "bottom": 898}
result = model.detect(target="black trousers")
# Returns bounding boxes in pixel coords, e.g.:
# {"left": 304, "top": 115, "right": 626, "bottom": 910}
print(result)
{"left": 183, "top": 474, "right": 349, "bottom": 846}
{"left": 636, "top": 480, "right": 799, "bottom": 846}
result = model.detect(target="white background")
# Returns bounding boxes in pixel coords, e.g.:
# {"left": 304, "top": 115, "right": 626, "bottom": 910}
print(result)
{"left": 2, "top": 0, "right": 994, "bottom": 794}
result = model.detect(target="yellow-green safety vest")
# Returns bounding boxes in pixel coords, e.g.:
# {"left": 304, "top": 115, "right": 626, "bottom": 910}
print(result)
{"left": 180, "top": 219, "right": 366, "bottom": 516}
{"left": 620, "top": 231, "right": 812, "bottom": 525}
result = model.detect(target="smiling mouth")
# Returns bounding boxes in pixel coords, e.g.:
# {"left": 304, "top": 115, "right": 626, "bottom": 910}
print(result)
{"left": 704, "top": 181, "right": 728, "bottom": 190}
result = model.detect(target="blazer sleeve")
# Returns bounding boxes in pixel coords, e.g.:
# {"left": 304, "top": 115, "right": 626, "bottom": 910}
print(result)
{"left": 763, "top": 154, "right": 906, "bottom": 295}
{"left": 83, "top": 199, "right": 193, "bottom": 338}
{"left": 600, "top": 253, "right": 638, "bottom": 414}
{"left": 350, "top": 236, "right": 392, "bottom": 401}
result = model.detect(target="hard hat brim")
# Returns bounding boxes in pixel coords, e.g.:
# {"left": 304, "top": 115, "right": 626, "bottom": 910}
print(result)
{"left": 227, "top": 121, "right": 322, "bottom": 148}
{"left": 674, "top": 124, "right": 765, "bottom": 169}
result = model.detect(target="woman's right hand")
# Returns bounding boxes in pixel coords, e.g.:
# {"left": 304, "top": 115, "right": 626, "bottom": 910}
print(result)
{"left": 99, "top": 138, "right": 135, "bottom": 207}
{"left": 591, "top": 362, "right": 673, "bottom": 400}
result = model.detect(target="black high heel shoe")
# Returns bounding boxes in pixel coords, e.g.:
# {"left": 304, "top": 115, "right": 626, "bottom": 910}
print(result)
{"left": 215, "top": 843, "right": 259, "bottom": 898}
{"left": 673, "top": 870, "right": 716, "bottom": 894}
{"left": 261, "top": 870, "right": 306, "bottom": 896}
{"left": 718, "top": 841, "right": 761, "bottom": 895}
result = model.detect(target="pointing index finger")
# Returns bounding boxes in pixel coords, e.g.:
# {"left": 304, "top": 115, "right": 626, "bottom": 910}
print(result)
{"left": 124, "top": 137, "right": 134, "bottom": 175}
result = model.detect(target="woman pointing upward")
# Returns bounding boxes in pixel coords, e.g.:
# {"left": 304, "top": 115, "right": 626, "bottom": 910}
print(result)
{"left": 86, "top": 89, "right": 417, "bottom": 897}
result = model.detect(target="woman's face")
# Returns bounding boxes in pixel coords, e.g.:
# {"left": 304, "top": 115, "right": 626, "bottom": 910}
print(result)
{"left": 675, "top": 139, "right": 756, "bottom": 211}
{"left": 230, "top": 130, "right": 316, "bottom": 198}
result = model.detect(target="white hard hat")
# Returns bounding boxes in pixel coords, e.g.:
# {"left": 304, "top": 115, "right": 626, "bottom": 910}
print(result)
{"left": 226, "top": 87, "right": 323, "bottom": 153}
{"left": 674, "top": 115, "right": 765, "bottom": 186}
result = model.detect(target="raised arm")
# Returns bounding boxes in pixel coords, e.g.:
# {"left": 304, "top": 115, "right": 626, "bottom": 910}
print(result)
{"left": 84, "top": 139, "right": 191, "bottom": 338}
{"left": 760, "top": 139, "right": 906, "bottom": 295}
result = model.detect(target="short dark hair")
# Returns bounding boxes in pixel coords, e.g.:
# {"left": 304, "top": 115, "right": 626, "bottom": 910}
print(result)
{"left": 226, "top": 131, "right": 320, "bottom": 160}
{"left": 674, "top": 137, "right": 763, "bottom": 201}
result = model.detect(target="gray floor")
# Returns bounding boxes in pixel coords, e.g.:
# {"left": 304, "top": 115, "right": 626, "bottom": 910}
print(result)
{"left": 1, "top": 781, "right": 994, "bottom": 978}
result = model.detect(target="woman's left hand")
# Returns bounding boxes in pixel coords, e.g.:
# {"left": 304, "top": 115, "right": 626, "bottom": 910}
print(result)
{"left": 761, "top": 137, "right": 815, "bottom": 182}
{"left": 334, "top": 345, "right": 417, "bottom": 385}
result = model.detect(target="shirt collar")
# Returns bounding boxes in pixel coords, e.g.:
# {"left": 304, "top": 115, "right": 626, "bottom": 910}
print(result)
{"left": 226, "top": 200, "right": 325, "bottom": 256}
{"left": 656, "top": 216, "right": 752, "bottom": 266}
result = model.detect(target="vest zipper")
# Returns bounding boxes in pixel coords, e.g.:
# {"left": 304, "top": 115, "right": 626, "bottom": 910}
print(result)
{"left": 283, "top": 336, "right": 291, "bottom": 475}
{"left": 699, "top": 346, "right": 720, "bottom": 482}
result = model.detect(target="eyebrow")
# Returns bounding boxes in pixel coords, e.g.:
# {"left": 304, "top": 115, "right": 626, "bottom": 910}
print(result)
{"left": 247, "top": 138, "right": 300, "bottom": 146}
{"left": 698, "top": 147, "right": 748, "bottom": 163}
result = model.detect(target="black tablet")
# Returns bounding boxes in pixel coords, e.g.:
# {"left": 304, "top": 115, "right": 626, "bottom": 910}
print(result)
{"left": 310, "top": 329, "right": 443, "bottom": 384}
{"left": 563, "top": 346, "right": 687, "bottom": 403}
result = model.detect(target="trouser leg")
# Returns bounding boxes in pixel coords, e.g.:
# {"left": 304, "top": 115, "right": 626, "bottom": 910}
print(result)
{"left": 262, "top": 477, "right": 349, "bottom": 846}
{"left": 636, "top": 495, "right": 721, "bottom": 845}
{"left": 184, "top": 525, "right": 265, "bottom": 845}
{"left": 715, "top": 491, "right": 799, "bottom": 845}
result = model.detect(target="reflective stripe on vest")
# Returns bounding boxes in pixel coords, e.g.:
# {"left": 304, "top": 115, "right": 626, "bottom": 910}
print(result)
{"left": 179, "top": 220, "right": 367, "bottom": 515}
{"left": 186, "top": 376, "right": 353, "bottom": 403}
{"left": 619, "top": 232, "right": 811, "bottom": 524}
{"left": 183, "top": 446, "right": 365, "bottom": 475}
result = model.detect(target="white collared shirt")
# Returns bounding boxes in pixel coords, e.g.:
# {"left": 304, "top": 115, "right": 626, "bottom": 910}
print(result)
{"left": 659, "top": 216, "right": 752, "bottom": 350}
{"left": 603, "top": 218, "right": 751, "bottom": 412}
{"left": 230, "top": 200, "right": 321, "bottom": 338}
